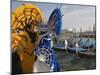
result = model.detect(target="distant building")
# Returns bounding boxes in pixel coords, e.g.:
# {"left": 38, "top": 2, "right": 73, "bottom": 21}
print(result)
{"left": 93, "top": 24, "right": 96, "bottom": 34}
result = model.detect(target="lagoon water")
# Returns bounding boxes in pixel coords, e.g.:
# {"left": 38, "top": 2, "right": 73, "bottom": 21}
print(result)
{"left": 54, "top": 31, "right": 96, "bottom": 71}
{"left": 55, "top": 50, "right": 96, "bottom": 71}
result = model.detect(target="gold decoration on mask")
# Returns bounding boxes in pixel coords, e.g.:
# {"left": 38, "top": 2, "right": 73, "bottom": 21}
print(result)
{"left": 12, "top": 3, "right": 44, "bottom": 73}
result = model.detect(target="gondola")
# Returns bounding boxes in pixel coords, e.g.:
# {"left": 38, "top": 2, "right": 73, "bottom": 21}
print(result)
{"left": 53, "top": 42, "right": 88, "bottom": 52}
{"left": 67, "top": 47, "right": 88, "bottom": 53}
{"left": 67, "top": 46, "right": 96, "bottom": 58}
{"left": 53, "top": 43, "right": 66, "bottom": 51}
{"left": 53, "top": 46, "right": 66, "bottom": 51}
{"left": 78, "top": 51, "right": 96, "bottom": 58}
{"left": 54, "top": 46, "right": 96, "bottom": 58}
{"left": 53, "top": 41, "right": 96, "bottom": 58}
{"left": 78, "top": 38, "right": 96, "bottom": 49}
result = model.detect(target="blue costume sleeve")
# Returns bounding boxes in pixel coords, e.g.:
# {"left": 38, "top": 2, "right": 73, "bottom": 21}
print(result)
{"left": 34, "top": 35, "right": 60, "bottom": 72}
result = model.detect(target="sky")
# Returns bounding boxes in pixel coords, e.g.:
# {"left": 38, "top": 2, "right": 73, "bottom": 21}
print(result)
{"left": 12, "top": 1, "right": 96, "bottom": 32}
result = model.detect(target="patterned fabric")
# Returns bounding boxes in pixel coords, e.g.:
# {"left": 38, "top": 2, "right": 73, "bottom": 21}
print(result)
{"left": 47, "top": 8, "right": 62, "bottom": 35}
{"left": 34, "top": 46, "right": 53, "bottom": 65}
{"left": 34, "top": 34, "right": 60, "bottom": 72}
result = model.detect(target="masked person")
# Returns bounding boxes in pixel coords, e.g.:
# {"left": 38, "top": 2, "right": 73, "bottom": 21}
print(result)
{"left": 33, "top": 31, "right": 60, "bottom": 72}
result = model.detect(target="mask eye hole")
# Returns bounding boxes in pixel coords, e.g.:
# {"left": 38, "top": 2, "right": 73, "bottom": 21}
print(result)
{"left": 15, "top": 29, "right": 20, "bottom": 34}
{"left": 34, "top": 26, "right": 38, "bottom": 32}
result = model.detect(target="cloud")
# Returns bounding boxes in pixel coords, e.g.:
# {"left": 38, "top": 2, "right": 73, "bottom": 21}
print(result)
{"left": 61, "top": 5, "right": 95, "bottom": 31}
